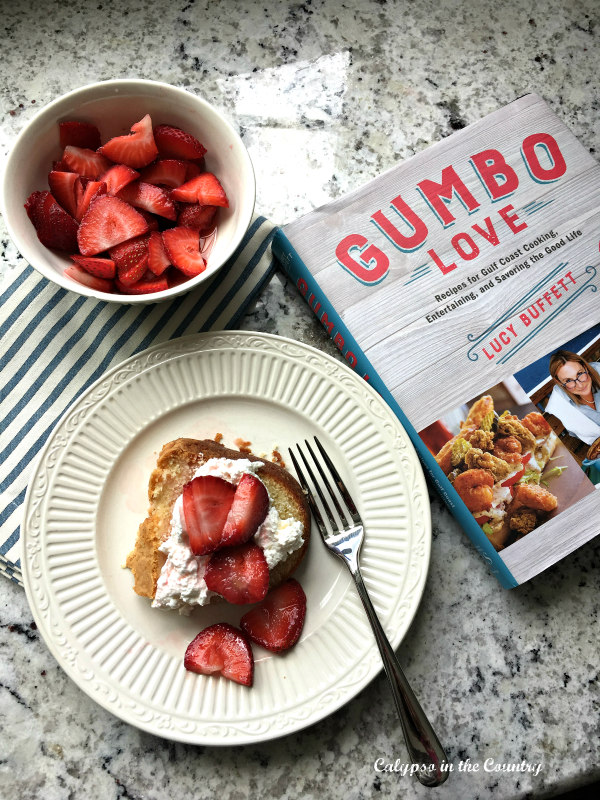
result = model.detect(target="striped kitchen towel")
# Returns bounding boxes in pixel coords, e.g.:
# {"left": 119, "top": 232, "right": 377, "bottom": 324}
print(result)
{"left": 0, "top": 214, "right": 276, "bottom": 587}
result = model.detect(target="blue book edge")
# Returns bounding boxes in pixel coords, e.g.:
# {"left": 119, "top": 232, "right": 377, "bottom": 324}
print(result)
{"left": 273, "top": 227, "right": 519, "bottom": 589}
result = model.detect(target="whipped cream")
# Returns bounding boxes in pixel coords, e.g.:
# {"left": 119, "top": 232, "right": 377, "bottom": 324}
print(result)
{"left": 152, "top": 457, "right": 304, "bottom": 614}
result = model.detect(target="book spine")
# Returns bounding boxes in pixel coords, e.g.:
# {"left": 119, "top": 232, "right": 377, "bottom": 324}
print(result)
{"left": 273, "top": 228, "right": 519, "bottom": 589}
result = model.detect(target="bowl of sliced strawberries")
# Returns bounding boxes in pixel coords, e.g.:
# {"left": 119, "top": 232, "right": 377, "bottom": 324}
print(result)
{"left": 1, "top": 79, "right": 255, "bottom": 302}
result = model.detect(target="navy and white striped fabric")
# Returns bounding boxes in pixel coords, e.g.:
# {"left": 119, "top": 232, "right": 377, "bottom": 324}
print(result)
{"left": 0, "top": 214, "right": 276, "bottom": 587}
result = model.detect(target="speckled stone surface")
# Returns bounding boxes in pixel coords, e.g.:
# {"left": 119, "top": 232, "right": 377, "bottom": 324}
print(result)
{"left": 1, "top": 1, "right": 599, "bottom": 798}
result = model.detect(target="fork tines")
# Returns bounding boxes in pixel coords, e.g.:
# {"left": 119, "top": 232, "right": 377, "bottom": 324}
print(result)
{"left": 288, "top": 437, "right": 360, "bottom": 537}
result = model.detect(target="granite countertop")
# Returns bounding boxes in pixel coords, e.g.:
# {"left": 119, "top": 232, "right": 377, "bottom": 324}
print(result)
{"left": 1, "top": 1, "right": 599, "bottom": 798}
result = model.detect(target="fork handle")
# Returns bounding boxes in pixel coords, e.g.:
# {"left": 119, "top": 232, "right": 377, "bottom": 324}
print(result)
{"left": 352, "top": 566, "right": 449, "bottom": 787}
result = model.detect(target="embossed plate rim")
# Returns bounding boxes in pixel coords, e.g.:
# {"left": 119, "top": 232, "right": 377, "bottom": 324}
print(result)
{"left": 21, "top": 331, "right": 431, "bottom": 744}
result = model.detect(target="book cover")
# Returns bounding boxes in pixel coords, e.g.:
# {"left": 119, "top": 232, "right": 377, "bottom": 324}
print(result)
{"left": 272, "top": 93, "right": 600, "bottom": 587}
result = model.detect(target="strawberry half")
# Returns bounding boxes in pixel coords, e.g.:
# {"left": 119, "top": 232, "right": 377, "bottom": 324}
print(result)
{"left": 118, "top": 180, "right": 177, "bottom": 220}
{"left": 154, "top": 124, "right": 207, "bottom": 161}
{"left": 47, "top": 170, "right": 80, "bottom": 218}
{"left": 62, "top": 145, "right": 111, "bottom": 179}
{"left": 64, "top": 263, "right": 114, "bottom": 293}
{"left": 77, "top": 195, "right": 149, "bottom": 256}
{"left": 204, "top": 542, "right": 269, "bottom": 605}
{"left": 59, "top": 120, "right": 101, "bottom": 150}
{"left": 171, "top": 173, "right": 229, "bottom": 207}
{"left": 75, "top": 179, "right": 107, "bottom": 221}
{"left": 101, "top": 164, "right": 140, "bottom": 196}
{"left": 99, "top": 114, "right": 159, "bottom": 169}
{"left": 147, "top": 230, "right": 171, "bottom": 275}
{"left": 182, "top": 476, "right": 236, "bottom": 555}
{"left": 241, "top": 579, "right": 307, "bottom": 653}
{"left": 71, "top": 255, "right": 116, "bottom": 279}
{"left": 184, "top": 160, "right": 204, "bottom": 181}
{"left": 184, "top": 623, "right": 253, "bottom": 686}
{"left": 135, "top": 208, "right": 160, "bottom": 231}
{"left": 115, "top": 272, "right": 169, "bottom": 294}
{"left": 221, "top": 473, "right": 269, "bottom": 548}
{"left": 177, "top": 203, "right": 217, "bottom": 233}
{"left": 25, "top": 191, "right": 78, "bottom": 252}
{"left": 108, "top": 235, "right": 149, "bottom": 286}
{"left": 162, "top": 227, "right": 207, "bottom": 276}
{"left": 139, "top": 159, "right": 187, "bottom": 188}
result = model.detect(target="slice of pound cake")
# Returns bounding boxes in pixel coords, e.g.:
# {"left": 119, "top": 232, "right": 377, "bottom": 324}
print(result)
{"left": 125, "top": 439, "right": 310, "bottom": 613}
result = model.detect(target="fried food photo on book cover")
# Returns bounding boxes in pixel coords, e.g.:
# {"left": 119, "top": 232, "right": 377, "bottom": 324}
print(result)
{"left": 420, "top": 322, "right": 599, "bottom": 556}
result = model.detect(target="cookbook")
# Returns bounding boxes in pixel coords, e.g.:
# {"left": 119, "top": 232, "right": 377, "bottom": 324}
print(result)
{"left": 272, "top": 93, "right": 600, "bottom": 588}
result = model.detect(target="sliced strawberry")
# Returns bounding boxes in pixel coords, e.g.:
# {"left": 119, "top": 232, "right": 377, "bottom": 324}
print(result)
{"left": 147, "top": 230, "right": 171, "bottom": 275}
{"left": 71, "top": 255, "right": 116, "bottom": 279}
{"left": 59, "top": 120, "right": 101, "bottom": 150}
{"left": 64, "top": 263, "right": 114, "bottom": 293}
{"left": 241, "top": 578, "right": 307, "bottom": 653}
{"left": 205, "top": 542, "right": 269, "bottom": 605}
{"left": 221, "top": 474, "right": 269, "bottom": 547}
{"left": 139, "top": 159, "right": 187, "bottom": 188}
{"left": 100, "top": 164, "right": 140, "bottom": 196}
{"left": 177, "top": 203, "right": 218, "bottom": 233}
{"left": 108, "top": 235, "right": 149, "bottom": 286}
{"left": 184, "top": 623, "right": 253, "bottom": 686}
{"left": 62, "top": 145, "right": 111, "bottom": 179}
{"left": 77, "top": 195, "right": 149, "bottom": 256}
{"left": 75, "top": 180, "right": 107, "bottom": 221}
{"left": 171, "top": 173, "right": 229, "bottom": 207}
{"left": 153, "top": 124, "right": 207, "bottom": 161}
{"left": 161, "top": 227, "right": 207, "bottom": 276}
{"left": 182, "top": 476, "right": 236, "bottom": 555}
{"left": 47, "top": 171, "right": 80, "bottom": 218}
{"left": 25, "top": 191, "right": 78, "bottom": 252}
{"left": 118, "top": 180, "right": 177, "bottom": 220}
{"left": 184, "top": 160, "right": 204, "bottom": 181}
{"left": 115, "top": 272, "right": 169, "bottom": 294}
{"left": 99, "top": 114, "right": 158, "bottom": 168}
{"left": 134, "top": 208, "right": 160, "bottom": 231}
{"left": 108, "top": 233, "right": 148, "bottom": 267}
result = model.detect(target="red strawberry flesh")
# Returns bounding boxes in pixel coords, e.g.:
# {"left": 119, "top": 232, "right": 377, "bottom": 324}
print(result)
{"left": 101, "top": 164, "right": 140, "bottom": 196}
{"left": 62, "top": 145, "right": 111, "bottom": 179}
{"left": 241, "top": 578, "right": 307, "bottom": 652}
{"left": 184, "top": 623, "right": 253, "bottom": 686}
{"left": 221, "top": 473, "right": 269, "bottom": 547}
{"left": 171, "top": 172, "right": 229, "bottom": 207}
{"left": 162, "top": 227, "right": 206, "bottom": 277}
{"left": 75, "top": 179, "right": 107, "bottom": 221}
{"left": 77, "top": 195, "right": 149, "bottom": 256}
{"left": 71, "top": 255, "right": 116, "bottom": 279}
{"left": 177, "top": 203, "right": 217, "bottom": 233}
{"left": 147, "top": 230, "right": 171, "bottom": 275}
{"left": 64, "top": 263, "right": 114, "bottom": 293}
{"left": 204, "top": 542, "right": 269, "bottom": 605}
{"left": 47, "top": 171, "right": 80, "bottom": 218}
{"left": 25, "top": 191, "right": 79, "bottom": 252}
{"left": 154, "top": 124, "right": 207, "bottom": 161}
{"left": 99, "top": 114, "right": 159, "bottom": 169}
{"left": 59, "top": 120, "right": 101, "bottom": 150}
{"left": 182, "top": 476, "right": 236, "bottom": 555}
{"left": 140, "top": 159, "right": 187, "bottom": 188}
{"left": 116, "top": 273, "right": 169, "bottom": 294}
{"left": 118, "top": 180, "right": 177, "bottom": 220}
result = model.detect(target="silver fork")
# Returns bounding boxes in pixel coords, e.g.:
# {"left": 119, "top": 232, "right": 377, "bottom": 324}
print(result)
{"left": 289, "top": 436, "right": 449, "bottom": 788}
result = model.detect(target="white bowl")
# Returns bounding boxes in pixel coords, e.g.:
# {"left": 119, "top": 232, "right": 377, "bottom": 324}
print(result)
{"left": 1, "top": 79, "right": 255, "bottom": 303}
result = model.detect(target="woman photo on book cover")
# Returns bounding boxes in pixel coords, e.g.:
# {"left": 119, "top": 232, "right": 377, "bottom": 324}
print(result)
{"left": 545, "top": 350, "right": 600, "bottom": 445}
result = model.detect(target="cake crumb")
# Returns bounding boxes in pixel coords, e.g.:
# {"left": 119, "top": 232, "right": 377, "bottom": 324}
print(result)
{"left": 214, "top": 432, "right": 224, "bottom": 443}
{"left": 271, "top": 449, "right": 285, "bottom": 468}
{"left": 234, "top": 438, "right": 253, "bottom": 454}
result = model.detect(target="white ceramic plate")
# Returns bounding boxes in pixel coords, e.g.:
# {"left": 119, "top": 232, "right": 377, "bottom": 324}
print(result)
{"left": 21, "top": 331, "right": 430, "bottom": 744}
